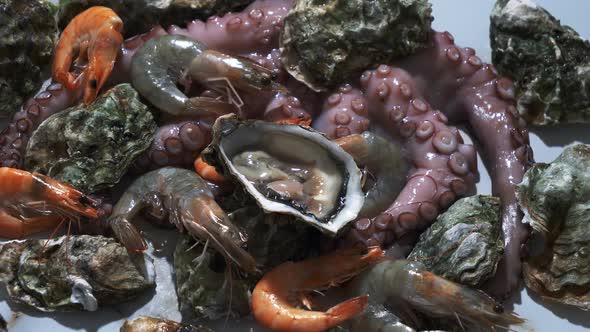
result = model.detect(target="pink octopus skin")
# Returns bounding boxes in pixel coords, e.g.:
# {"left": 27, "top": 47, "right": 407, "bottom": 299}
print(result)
{"left": 312, "top": 84, "right": 371, "bottom": 139}
{"left": 341, "top": 65, "right": 478, "bottom": 250}
{"left": 168, "top": 0, "right": 294, "bottom": 55}
{"left": 393, "top": 31, "right": 533, "bottom": 297}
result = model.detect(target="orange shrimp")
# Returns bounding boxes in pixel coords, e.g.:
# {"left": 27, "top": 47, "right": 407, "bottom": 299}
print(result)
{"left": 52, "top": 6, "right": 123, "bottom": 104}
{"left": 0, "top": 167, "right": 99, "bottom": 238}
{"left": 252, "top": 247, "right": 385, "bottom": 332}
{"left": 194, "top": 155, "right": 227, "bottom": 184}
{"left": 274, "top": 116, "right": 312, "bottom": 126}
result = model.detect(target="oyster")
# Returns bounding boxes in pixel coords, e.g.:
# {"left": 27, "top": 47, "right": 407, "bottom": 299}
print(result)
{"left": 516, "top": 144, "right": 590, "bottom": 309}
{"left": 174, "top": 234, "right": 250, "bottom": 319}
{"left": 408, "top": 195, "right": 504, "bottom": 287}
{"left": 0, "top": 235, "right": 155, "bottom": 312}
{"left": 202, "top": 114, "right": 364, "bottom": 235}
{"left": 0, "top": 0, "right": 58, "bottom": 119}
{"left": 121, "top": 316, "right": 216, "bottom": 332}
{"left": 0, "top": 314, "right": 5, "bottom": 332}
{"left": 58, "top": 0, "right": 253, "bottom": 37}
{"left": 491, "top": 0, "right": 590, "bottom": 124}
{"left": 24, "top": 84, "right": 157, "bottom": 193}
{"left": 281, "top": 0, "right": 432, "bottom": 91}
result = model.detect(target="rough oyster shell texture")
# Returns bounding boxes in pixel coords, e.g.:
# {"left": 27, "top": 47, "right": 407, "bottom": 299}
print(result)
{"left": 202, "top": 114, "right": 364, "bottom": 235}
{"left": 24, "top": 83, "right": 157, "bottom": 193}
{"left": 57, "top": 0, "right": 253, "bottom": 37}
{"left": 0, "top": 235, "right": 155, "bottom": 312}
{"left": 281, "top": 0, "right": 433, "bottom": 91}
{"left": 516, "top": 144, "right": 590, "bottom": 309}
{"left": 120, "top": 316, "right": 216, "bottom": 332}
{"left": 174, "top": 234, "right": 250, "bottom": 320}
{"left": 0, "top": 0, "right": 58, "bottom": 120}
{"left": 491, "top": 0, "right": 590, "bottom": 124}
{"left": 408, "top": 195, "right": 504, "bottom": 287}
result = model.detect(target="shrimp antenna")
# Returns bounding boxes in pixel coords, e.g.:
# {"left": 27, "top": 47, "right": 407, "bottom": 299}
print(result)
{"left": 41, "top": 216, "right": 66, "bottom": 255}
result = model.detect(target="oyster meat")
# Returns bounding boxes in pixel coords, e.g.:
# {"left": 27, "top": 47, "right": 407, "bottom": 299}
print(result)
{"left": 281, "top": 0, "right": 432, "bottom": 91}
{"left": 0, "top": 235, "right": 155, "bottom": 312}
{"left": 408, "top": 195, "right": 504, "bottom": 287}
{"left": 491, "top": 0, "right": 590, "bottom": 124}
{"left": 24, "top": 84, "right": 157, "bottom": 193}
{"left": 202, "top": 115, "right": 364, "bottom": 235}
{"left": 516, "top": 144, "right": 590, "bottom": 309}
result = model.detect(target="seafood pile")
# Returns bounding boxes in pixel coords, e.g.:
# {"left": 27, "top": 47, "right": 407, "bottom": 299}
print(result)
{"left": 0, "top": 0, "right": 587, "bottom": 331}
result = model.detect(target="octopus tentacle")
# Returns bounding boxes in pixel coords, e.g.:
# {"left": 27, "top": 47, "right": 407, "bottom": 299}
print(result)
{"left": 341, "top": 65, "right": 478, "bottom": 249}
{"left": 0, "top": 81, "right": 83, "bottom": 168}
{"left": 395, "top": 31, "right": 533, "bottom": 296}
{"left": 134, "top": 120, "right": 211, "bottom": 170}
{"left": 168, "top": 0, "right": 294, "bottom": 55}
{"left": 312, "top": 84, "right": 371, "bottom": 139}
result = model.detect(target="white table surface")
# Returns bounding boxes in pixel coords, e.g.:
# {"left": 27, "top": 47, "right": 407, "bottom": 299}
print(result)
{"left": 2, "top": 0, "right": 590, "bottom": 331}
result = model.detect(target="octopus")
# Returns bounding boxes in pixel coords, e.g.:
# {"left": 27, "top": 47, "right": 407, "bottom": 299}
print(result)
{"left": 0, "top": 0, "right": 532, "bottom": 297}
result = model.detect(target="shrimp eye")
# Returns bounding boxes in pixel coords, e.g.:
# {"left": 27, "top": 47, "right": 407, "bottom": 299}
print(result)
{"left": 260, "top": 76, "right": 272, "bottom": 86}
{"left": 271, "top": 72, "right": 278, "bottom": 80}
{"left": 493, "top": 303, "right": 504, "bottom": 314}
{"left": 89, "top": 79, "right": 98, "bottom": 89}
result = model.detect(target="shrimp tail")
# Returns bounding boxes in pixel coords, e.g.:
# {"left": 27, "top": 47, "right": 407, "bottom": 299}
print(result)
{"left": 109, "top": 216, "right": 148, "bottom": 252}
{"left": 326, "top": 295, "right": 369, "bottom": 323}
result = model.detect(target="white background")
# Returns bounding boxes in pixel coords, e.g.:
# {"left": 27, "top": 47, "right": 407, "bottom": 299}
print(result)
{"left": 2, "top": 0, "right": 590, "bottom": 331}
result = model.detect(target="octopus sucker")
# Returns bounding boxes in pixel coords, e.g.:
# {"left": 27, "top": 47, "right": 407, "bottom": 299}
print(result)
{"left": 340, "top": 65, "right": 478, "bottom": 250}
{"left": 390, "top": 30, "right": 534, "bottom": 296}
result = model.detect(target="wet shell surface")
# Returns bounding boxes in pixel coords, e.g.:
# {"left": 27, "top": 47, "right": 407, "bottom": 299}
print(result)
{"left": 202, "top": 114, "right": 364, "bottom": 235}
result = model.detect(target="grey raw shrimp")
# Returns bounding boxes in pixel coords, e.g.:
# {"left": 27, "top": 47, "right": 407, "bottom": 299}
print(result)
{"left": 334, "top": 131, "right": 409, "bottom": 219}
{"left": 130, "top": 34, "right": 286, "bottom": 116}
{"left": 108, "top": 167, "right": 256, "bottom": 273}
{"left": 343, "top": 260, "right": 525, "bottom": 332}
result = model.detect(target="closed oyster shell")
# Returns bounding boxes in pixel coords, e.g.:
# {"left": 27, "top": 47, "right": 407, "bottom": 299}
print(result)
{"left": 0, "top": 0, "right": 58, "bottom": 120}
{"left": 202, "top": 114, "right": 364, "bottom": 235}
{"left": 121, "top": 316, "right": 216, "bottom": 332}
{"left": 0, "top": 235, "right": 155, "bottom": 312}
{"left": 408, "top": 195, "right": 504, "bottom": 287}
{"left": 281, "top": 0, "right": 432, "bottom": 91}
{"left": 58, "top": 0, "right": 253, "bottom": 37}
{"left": 516, "top": 144, "right": 590, "bottom": 309}
{"left": 491, "top": 0, "right": 590, "bottom": 124}
{"left": 174, "top": 234, "right": 250, "bottom": 320}
{"left": 24, "top": 84, "right": 157, "bottom": 193}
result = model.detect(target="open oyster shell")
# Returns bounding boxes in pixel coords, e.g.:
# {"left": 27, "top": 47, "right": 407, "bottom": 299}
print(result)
{"left": 516, "top": 144, "right": 590, "bottom": 309}
{"left": 202, "top": 114, "right": 364, "bottom": 235}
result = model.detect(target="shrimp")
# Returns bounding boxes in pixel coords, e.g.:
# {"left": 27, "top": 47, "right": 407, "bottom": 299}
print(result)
{"left": 334, "top": 132, "right": 409, "bottom": 218}
{"left": 0, "top": 167, "right": 99, "bottom": 238}
{"left": 194, "top": 155, "right": 227, "bottom": 184}
{"left": 108, "top": 167, "right": 256, "bottom": 273}
{"left": 189, "top": 49, "right": 288, "bottom": 108}
{"left": 252, "top": 247, "right": 385, "bottom": 332}
{"left": 53, "top": 6, "right": 123, "bottom": 104}
{"left": 343, "top": 260, "right": 525, "bottom": 331}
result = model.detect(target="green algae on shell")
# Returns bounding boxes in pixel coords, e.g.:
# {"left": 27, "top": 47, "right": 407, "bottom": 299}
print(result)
{"left": 408, "top": 195, "right": 504, "bottom": 287}
{"left": 491, "top": 0, "right": 590, "bottom": 124}
{"left": 281, "top": 0, "right": 433, "bottom": 91}
{"left": 174, "top": 234, "right": 250, "bottom": 320}
{"left": 0, "top": 0, "right": 58, "bottom": 119}
{"left": 0, "top": 235, "right": 155, "bottom": 312}
{"left": 517, "top": 144, "right": 590, "bottom": 310}
{"left": 24, "top": 83, "right": 157, "bottom": 193}
{"left": 58, "top": 0, "right": 253, "bottom": 37}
